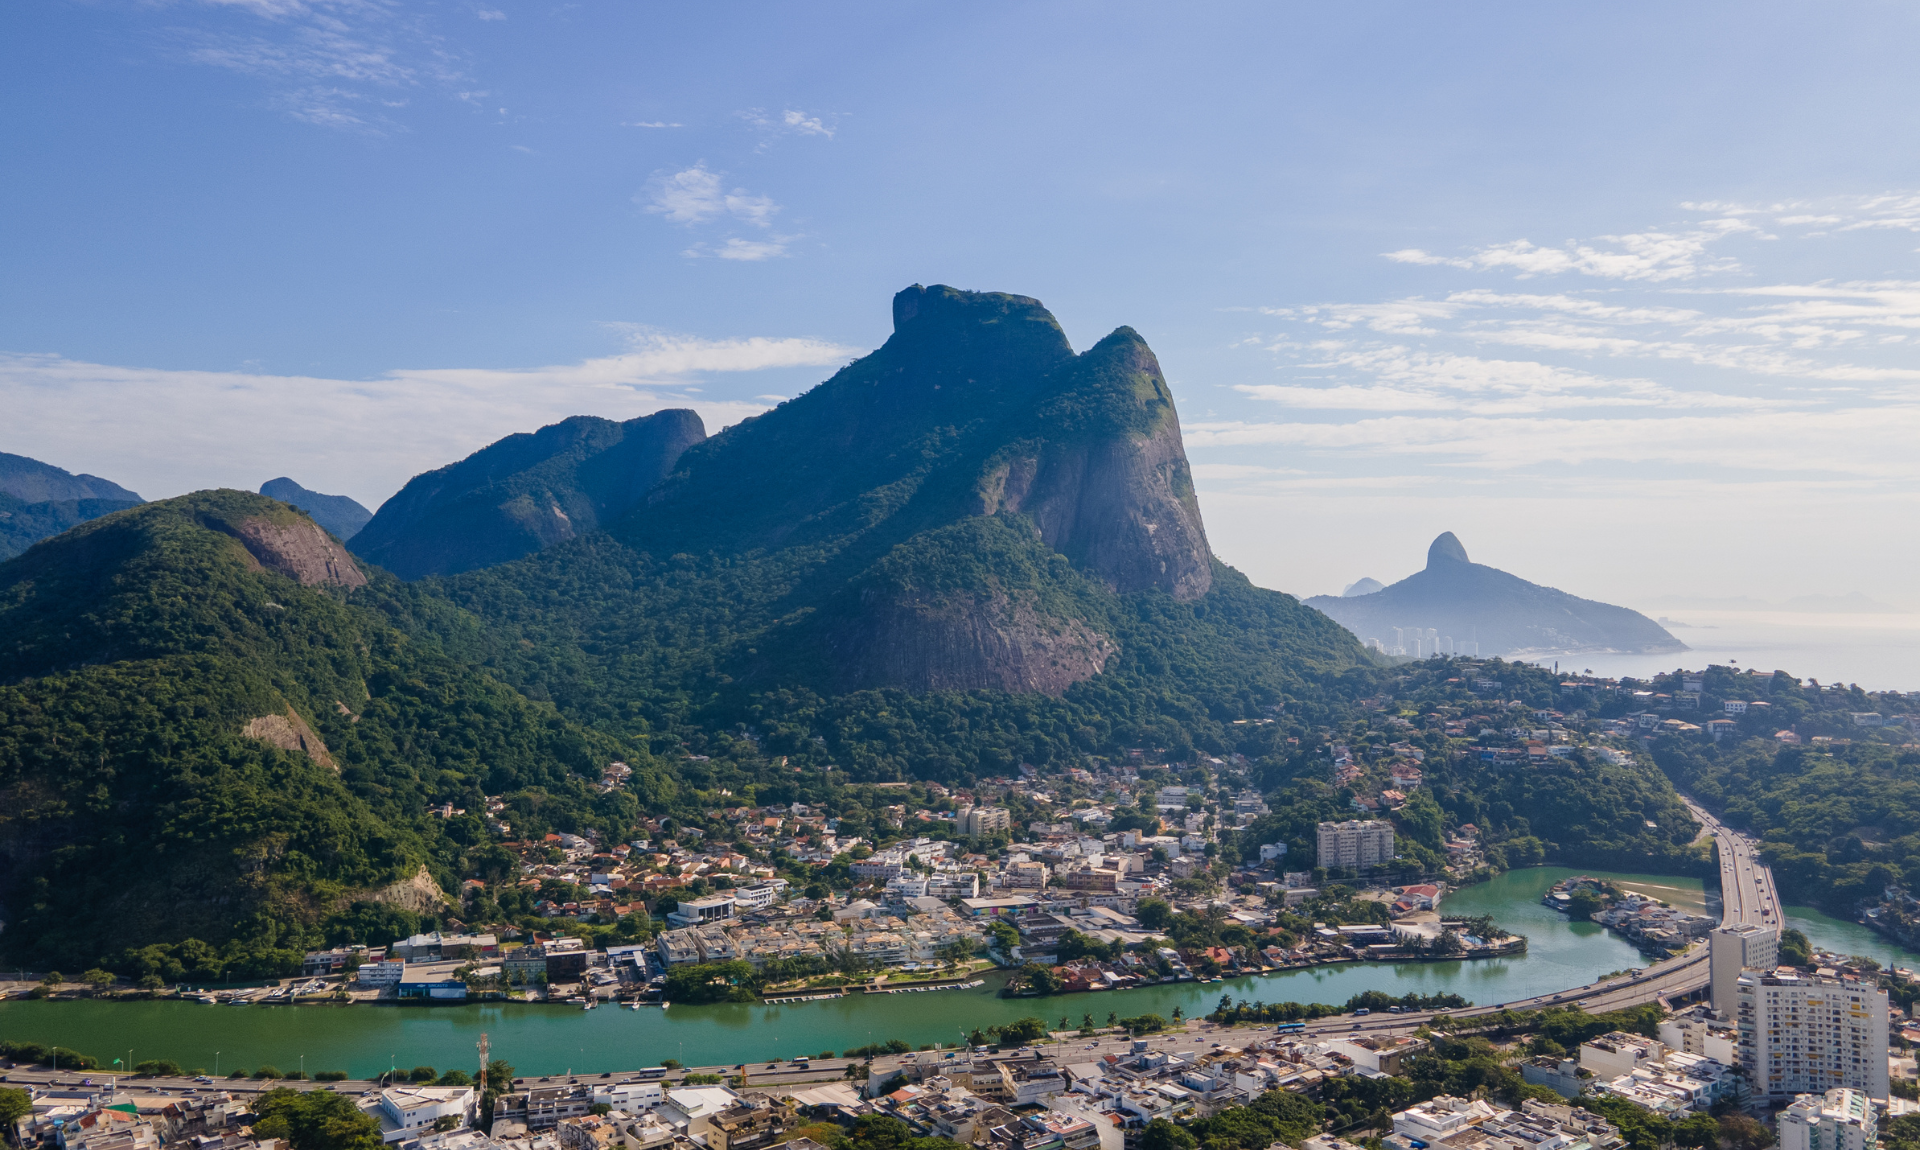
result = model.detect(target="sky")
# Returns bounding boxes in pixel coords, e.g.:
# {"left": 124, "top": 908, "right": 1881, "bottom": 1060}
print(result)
{"left": 4, "top": 2, "right": 1920, "bottom": 609}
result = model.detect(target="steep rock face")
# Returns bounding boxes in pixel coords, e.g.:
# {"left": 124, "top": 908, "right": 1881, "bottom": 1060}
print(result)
{"left": 226, "top": 517, "right": 369, "bottom": 588}
{"left": 1306, "top": 532, "right": 1684, "bottom": 656}
{"left": 0, "top": 452, "right": 141, "bottom": 504}
{"left": 346, "top": 865, "right": 449, "bottom": 914}
{"left": 976, "top": 330, "right": 1211, "bottom": 600}
{"left": 827, "top": 588, "right": 1116, "bottom": 695}
{"left": 353, "top": 409, "right": 704, "bottom": 579}
{"left": 242, "top": 709, "right": 338, "bottom": 770}
{"left": 260, "top": 478, "right": 373, "bottom": 541}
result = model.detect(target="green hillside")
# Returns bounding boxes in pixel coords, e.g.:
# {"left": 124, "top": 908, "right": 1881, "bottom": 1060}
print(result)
{"left": 0, "top": 491, "right": 666, "bottom": 976}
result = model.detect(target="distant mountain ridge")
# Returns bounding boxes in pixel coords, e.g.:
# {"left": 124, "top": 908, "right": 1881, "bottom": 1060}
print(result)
{"left": 0, "top": 452, "right": 143, "bottom": 560}
{"left": 1306, "top": 532, "right": 1685, "bottom": 657}
{"left": 0, "top": 451, "right": 141, "bottom": 504}
{"left": 260, "top": 477, "right": 373, "bottom": 541}
{"left": 351, "top": 409, "right": 706, "bottom": 579}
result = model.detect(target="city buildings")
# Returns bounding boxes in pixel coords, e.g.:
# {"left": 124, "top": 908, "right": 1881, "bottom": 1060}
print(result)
{"left": 1735, "top": 968, "right": 1890, "bottom": 1102}
{"left": 1778, "top": 1089, "right": 1877, "bottom": 1150}
{"left": 1316, "top": 820, "right": 1396, "bottom": 869}
{"left": 1710, "top": 924, "right": 1779, "bottom": 1013}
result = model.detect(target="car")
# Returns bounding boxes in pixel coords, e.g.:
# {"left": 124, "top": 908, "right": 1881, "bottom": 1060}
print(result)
{"left": 1351, "top": 1023, "right": 1364, "bottom": 1030}
{"left": 196, "top": 1076, "right": 214, "bottom": 1084}
{"left": 1353, "top": 1008, "right": 1370, "bottom": 1016}
{"left": 767, "top": 1063, "right": 779, "bottom": 1069}
{"left": 1387, "top": 1006, "right": 1402, "bottom": 1014}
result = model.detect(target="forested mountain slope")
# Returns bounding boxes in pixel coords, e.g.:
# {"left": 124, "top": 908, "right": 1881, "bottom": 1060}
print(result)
{"left": 391, "top": 285, "right": 1368, "bottom": 774}
{"left": 0, "top": 490, "right": 666, "bottom": 975}
{"left": 351, "top": 409, "right": 705, "bottom": 579}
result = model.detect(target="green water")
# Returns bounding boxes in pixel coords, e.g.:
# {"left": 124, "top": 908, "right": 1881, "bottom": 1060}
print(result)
{"left": 1782, "top": 904, "right": 1920, "bottom": 970}
{"left": 0, "top": 866, "right": 1711, "bottom": 1077}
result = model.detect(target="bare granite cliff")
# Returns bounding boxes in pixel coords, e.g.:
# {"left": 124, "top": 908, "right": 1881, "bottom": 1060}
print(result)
{"left": 827, "top": 587, "right": 1117, "bottom": 696}
{"left": 227, "top": 516, "right": 369, "bottom": 588}
{"left": 976, "top": 329, "right": 1212, "bottom": 601}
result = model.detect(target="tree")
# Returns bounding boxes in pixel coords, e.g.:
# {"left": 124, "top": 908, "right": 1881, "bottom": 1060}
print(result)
{"left": 0, "top": 1087, "right": 33, "bottom": 1143}
{"left": 137, "top": 974, "right": 164, "bottom": 991}
{"left": 1720, "top": 1114, "right": 1776, "bottom": 1150}
{"left": 1673, "top": 1113, "right": 1720, "bottom": 1149}
{"left": 82, "top": 969, "right": 114, "bottom": 994}
{"left": 1136, "top": 899, "right": 1172, "bottom": 931}
{"left": 252, "top": 1087, "right": 384, "bottom": 1150}
{"left": 1139, "top": 1119, "right": 1197, "bottom": 1150}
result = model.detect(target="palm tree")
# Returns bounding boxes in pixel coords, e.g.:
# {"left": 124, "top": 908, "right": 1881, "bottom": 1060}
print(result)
{"left": 1107, "top": 1011, "right": 1117, "bottom": 1027}
{"left": 1171, "top": 1005, "right": 1183, "bottom": 1021}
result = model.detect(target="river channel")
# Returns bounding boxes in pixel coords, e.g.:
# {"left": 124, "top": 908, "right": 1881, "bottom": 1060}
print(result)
{"left": 5, "top": 867, "right": 1916, "bottom": 1077}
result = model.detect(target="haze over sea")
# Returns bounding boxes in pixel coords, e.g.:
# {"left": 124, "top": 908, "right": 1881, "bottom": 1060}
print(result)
{"left": 1522, "top": 610, "right": 1920, "bottom": 693}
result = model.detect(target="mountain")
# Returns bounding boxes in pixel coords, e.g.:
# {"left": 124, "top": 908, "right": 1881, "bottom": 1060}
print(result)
{"left": 0, "top": 451, "right": 141, "bottom": 504}
{"left": 350, "top": 409, "right": 706, "bottom": 580}
{"left": 397, "top": 284, "right": 1367, "bottom": 776}
{"left": 1341, "top": 577, "right": 1384, "bottom": 597}
{"left": 0, "top": 489, "right": 664, "bottom": 974}
{"left": 1305, "top": 532, "right": 1685, "bottom": 657}
{"left": 260, "top": 477, "right": 374, "bottom": 541}
{"left": 0, "top": 452, "right": 144, "bottom": 560}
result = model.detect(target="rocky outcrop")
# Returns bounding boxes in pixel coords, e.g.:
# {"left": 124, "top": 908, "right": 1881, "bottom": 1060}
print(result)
{"left": 229, "top": 517, "right": 369, "bottom": 588}
{"left": 976, "top": 332, "right": 1212, "bottom": 601}
{"left": 346, "top": 865, "right": 449, "bottom": 914}
{"left": 828, "top": 588, "right": 1116, "bottom": 695}
{"left": 260, "top": 478, "right": 373, "bottom": 541}
{"left": 353, "top": 409, "right": 705, "bottom": 579}
{"left": 242, "top": 708, "right": 338, "bottom": 770}
{"left": 1306, "top": 532, "right": 1685, "bottom": 657}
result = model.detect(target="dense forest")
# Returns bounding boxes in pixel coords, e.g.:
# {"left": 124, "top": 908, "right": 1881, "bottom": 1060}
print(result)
{"left": 1647, "top": 664, "right": 1920, "bottom": 917}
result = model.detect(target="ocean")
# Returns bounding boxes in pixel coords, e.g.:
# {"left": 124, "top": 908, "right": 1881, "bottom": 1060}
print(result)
{"left": 1517, "top": 609, "right": 1920, "bottom": 693}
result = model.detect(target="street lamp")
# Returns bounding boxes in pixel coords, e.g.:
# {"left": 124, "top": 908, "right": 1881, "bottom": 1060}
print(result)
{"left": 215, "top": 1053, "right": 221, "bottom": 1078}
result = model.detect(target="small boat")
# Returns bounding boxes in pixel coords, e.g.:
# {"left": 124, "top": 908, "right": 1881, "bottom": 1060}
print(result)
{"left": 582, "top": 1000, "right": 595, "bottom": 1011}
{"left": 628, "top": 1001, "right": 642, "bottom": 1010}
{"left": 564, "top": 995, "right": 587, "bottom": 1005}
{"left": 661, "top": 1002, "right": 669, "bottom": 1010}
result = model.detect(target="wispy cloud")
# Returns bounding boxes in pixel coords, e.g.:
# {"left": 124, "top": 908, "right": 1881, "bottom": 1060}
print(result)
{"left": 641, "top": 164, "right": 778, "bottom": 227}
{"left": 0, "top": 331, "right": 863, "bottom": 508}
{"left": 741, "top": 107, "right": 839, "bottom": 141}
{"left": 624, "top": 120, "right": 683, "bottom": 129}
{"left": 162, "top": 0, "right": 467, "bottom": 133}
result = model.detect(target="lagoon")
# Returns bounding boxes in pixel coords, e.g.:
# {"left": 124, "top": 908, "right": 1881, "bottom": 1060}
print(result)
{"left": 0, "top": 865, "right": 1850, "bottom": 1078}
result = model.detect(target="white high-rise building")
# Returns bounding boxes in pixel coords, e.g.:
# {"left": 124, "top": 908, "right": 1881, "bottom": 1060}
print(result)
{"left": 1317, "top": 820, "right": 1397, "bottom": 869}
{"left": 1779, "top": 1089, "right": 1876, "bottom": 1150}
{"left": 1735, "top": 969, "right": 1889, "bottom": 1102}
{"left": 1711, "top": 923, "right": 1779, "bottom": 1012}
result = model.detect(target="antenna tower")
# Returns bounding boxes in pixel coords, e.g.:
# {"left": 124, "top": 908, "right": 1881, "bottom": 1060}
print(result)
{"left": 477, "top": 1032, "right": 490, "bottom": 1096}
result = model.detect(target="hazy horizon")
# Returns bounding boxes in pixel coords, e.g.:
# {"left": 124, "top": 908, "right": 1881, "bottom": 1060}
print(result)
{"left": 5, "top": 3, "right": 1918, "bottom": 615}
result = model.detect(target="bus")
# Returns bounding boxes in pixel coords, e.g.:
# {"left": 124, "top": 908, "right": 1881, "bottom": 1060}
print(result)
{"left": 1274, "top": 1022, "right": 1307, "bottom": 1034}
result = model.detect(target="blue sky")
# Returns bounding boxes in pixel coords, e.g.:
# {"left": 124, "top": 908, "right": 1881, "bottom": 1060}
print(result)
{"left": 5, "top": 2, "right": 1919, "bottom": 606}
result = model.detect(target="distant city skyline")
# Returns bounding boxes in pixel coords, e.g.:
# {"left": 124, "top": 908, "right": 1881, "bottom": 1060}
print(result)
{"left": 3, "top": 3, "right": 1917, "bottom": 606}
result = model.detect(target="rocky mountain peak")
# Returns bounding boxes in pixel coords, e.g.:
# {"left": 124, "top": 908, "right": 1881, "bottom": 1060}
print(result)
{"left": 1427, "top": 531, "right": 1471, "bottom": 567}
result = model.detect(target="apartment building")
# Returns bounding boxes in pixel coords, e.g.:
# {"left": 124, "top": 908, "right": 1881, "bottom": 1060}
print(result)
{"left": 1711, "top": 923, "right": 1779, "bottom": 1012}
{"left": 957, "top": 806, "right": 1013, "bottom": 837}
{"left": 1779, "top": 1089, "right": 1876, "bottom": 1150}
{"left": 1735, "top": 969, "right": 1890, "bottom": 1101}
{"left": 1316, "top": 820, "right": 1396, "bottom": 869}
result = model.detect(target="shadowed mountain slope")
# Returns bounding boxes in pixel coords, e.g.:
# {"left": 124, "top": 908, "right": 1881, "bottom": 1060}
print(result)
{"left": 0, "top": 452, "right": 144, "bottom": 560}
{"left": 0, "top": 489, "right": 664, "bottom": 973}
{"left": 351, "top": 409, "right": 706, "bottom": 579}
{"left": 1306, "top": 532, "right": 1684, "bottom": 657}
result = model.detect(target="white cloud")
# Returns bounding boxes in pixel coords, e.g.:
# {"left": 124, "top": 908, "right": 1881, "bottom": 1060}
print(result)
{"left": 715, "top": 237, "right": 788, "bottom": 261}
{"left": 0, "top": 332, "right": 863, "bottom": 508}
{"left": 1186, "top": 405, "right": 1920, "bottom": 478}
{"left": 166, "top": 0, "right": 470, "bottom": 132}
{"left": 641, "top": 164, "right": 778, "bottom": 227}
{"left": 476, "top": 8, "right": 505, "bottom": 19}
{"left": 624, "top": 121, "right": 683, "bottom": 128}
{"left": 1388, "top": 230, "right": 1737, "bottom": 282}
{"left": 741, "top": 107, "right": 839, "bottom": 140}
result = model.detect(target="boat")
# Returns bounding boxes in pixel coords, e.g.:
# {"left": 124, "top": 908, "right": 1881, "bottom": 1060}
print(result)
{"left": 582, "top": 1000, "right": 595, "bottom": 1011}
{"left": 661, "top": 1002, "right": 669, "bottom": 1010}
{"left": 629, "top": 1001, "right": 642, "bottom": 1010}
{"left": 564, "top": 995, "right": 587, "bottom": 1005}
